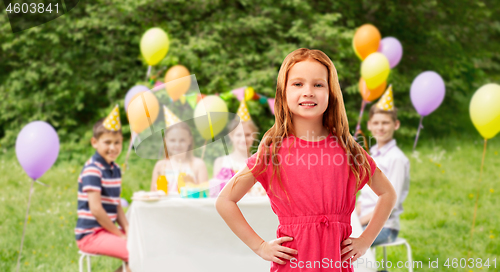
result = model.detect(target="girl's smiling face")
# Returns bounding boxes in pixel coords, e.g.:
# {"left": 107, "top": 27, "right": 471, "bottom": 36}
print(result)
{"left": 286, "top": 59, "right": 329, "bottom": 121}
{"left": 165, "top": 127, "right": 192, "bottom": 157}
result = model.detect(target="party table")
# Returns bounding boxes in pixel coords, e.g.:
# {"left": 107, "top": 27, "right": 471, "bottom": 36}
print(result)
{"left": 127, "top": 196, "right": 376, "bottom": 272}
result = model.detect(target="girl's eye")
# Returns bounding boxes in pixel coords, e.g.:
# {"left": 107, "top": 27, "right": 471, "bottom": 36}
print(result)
{"left": 293, "top": 83, "right": 302, "bottom": 87}
{"left": 315, "top": 84, "right": 324, "bottom": 87}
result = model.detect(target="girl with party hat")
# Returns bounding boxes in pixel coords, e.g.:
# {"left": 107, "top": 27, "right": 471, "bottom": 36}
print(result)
{"left": 210, "top": 100, "right": 265, "bottom": 197}
{"left": 150, "top": 105, "right": 208, "bottom": 195}
{"left": 216, "top": 48, "right": 397, "bottom": 271}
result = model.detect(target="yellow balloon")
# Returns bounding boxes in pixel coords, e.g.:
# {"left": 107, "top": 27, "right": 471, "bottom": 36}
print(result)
{"left": 165, "top": 65, "right": 191, "bottom": 101}
{"left": 361, "top": 52, "right": 390, "bottom": 89}
{"left": 470, "top": 83, "right": 500, "bottom": 139}
{"left": 140, "top": 28, "right": 169, "bottom": 66}
{"left": 245, "top": 87, "right": 255, "bottom": 101}
{"left": 127, "top": 91, "right": 160, "bottom": 134}
{"left": 194, "top": 95, "right": 228, "bottom": 140}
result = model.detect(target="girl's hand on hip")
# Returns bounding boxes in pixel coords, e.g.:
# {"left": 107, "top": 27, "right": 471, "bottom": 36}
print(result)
{"left": 255, "top": 237, "right": 298, "bottom": 265}
{"left": 340, "top": 236, "right": 370, "bottom": 263}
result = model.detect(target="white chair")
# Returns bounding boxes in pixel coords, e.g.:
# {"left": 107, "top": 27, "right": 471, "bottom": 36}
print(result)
{"left": 372, "top": 237, "right": 413, "bottom": 272}
{"left": 78, "top": 250, "right": 126, "bottom": 272}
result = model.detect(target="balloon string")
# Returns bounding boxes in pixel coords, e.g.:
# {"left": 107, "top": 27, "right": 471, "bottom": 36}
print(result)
{"left": 413, "top": 116, "right": 424, "bottom": 150}
{"left": 16, "top": 179, "right": 35, "bottom": 272}
{"left": 145, "top": 65, "right": 152, "bottom": 81}
{"left": 467, "top": 138, "right": 487, "bottom": 260}
{"left": 201, "top": 139, "right": 208, "bottom": 160}
{"left": 354, "top": 100, "right": 367, "bottom": 138}
{"left": 123, "top": 132, "right": 136, "bottom": 172}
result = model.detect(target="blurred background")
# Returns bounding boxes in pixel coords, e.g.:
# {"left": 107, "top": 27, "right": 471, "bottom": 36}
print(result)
{"left": 0, "top": 0, "right": 499, "bottom": 271}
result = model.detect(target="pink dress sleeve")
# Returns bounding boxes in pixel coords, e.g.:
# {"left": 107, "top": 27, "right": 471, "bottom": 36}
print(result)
{"left": 357, "top": 147, "right": 377, "bottom": 192}
{"left": 245, "top": 151, "right": 269, "bottom": 190}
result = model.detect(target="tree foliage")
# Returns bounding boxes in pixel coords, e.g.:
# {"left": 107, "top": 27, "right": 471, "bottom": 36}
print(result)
{"left": 1, "top": 0, "right": 499, "bottom": 151}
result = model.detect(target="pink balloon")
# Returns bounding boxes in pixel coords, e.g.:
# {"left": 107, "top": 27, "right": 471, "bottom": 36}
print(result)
{"left": 378, "top": 37, "right": 403, "bottom": 68}
{"left": 16, "top": 121, "right": 60, "bottom": 180}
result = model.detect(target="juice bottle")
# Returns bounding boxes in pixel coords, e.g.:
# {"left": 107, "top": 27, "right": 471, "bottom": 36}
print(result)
{"left": 177, "top": 172, "right": 186, "bottom": 194}
{"left": 156, "top": 175, "right": 168, "bottom": 195}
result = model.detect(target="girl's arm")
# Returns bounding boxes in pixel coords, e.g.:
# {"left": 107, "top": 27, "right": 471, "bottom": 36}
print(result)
{"left": 87, "top": 191, "right": 125, "bottom": 238}
{"left": 116, "top": 202, "right": 129, "bottom": 235}
{"left": 215, "top": 167, "right": 297, "bottom": 264}
{"left": 195, "top": 158, "right": 208, "bottom": 184}
{"left": 341, "top": 168, "right": 397, "bottom": 263}
{"left": 212, "top": 157, "right": 223, "bottom": 179}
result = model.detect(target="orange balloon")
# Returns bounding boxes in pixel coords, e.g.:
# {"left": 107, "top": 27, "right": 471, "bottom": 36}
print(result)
{"left": 353, "top": 24, "right": 381, "bottom": 60}
{"left": 127, "top": 91, "right": 160, "bottom": 133}
{"left": 359, "top": 78, "right": 386, "bottom": 102}
{"left": 165, "top": 65, "right": 191, "bottom": 101}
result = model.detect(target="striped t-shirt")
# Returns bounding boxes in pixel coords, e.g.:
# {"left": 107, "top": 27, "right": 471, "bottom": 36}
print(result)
{"left": 75, "top": 151, "right": 122, "bottom": 241}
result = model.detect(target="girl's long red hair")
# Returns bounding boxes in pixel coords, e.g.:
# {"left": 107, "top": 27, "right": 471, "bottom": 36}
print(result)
{"left": 239, "top": 48, "right": 373, "bottom": 197}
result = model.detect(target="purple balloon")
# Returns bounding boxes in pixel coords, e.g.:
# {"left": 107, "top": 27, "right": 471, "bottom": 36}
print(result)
{"left": 120, "top": 198, "right": 129, "bottom": 208}
{"left": 410, "top": 71, "right": 446, "bottom": 116}
{"left": 16, "top": 121, "right": 60, "bottom": 180}
{"left": 377, "top": 37, "right": 403, "bottom": 68}
{"left": 124, "top": 85, "right": 149, "bottom": 111}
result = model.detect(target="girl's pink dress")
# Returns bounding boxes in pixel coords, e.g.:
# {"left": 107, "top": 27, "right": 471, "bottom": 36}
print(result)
{"left": 246, "top": 134, "right": 376, "bottom": 271}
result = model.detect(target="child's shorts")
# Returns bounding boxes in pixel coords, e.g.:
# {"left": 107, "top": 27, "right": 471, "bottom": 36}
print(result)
{"left": 77, "top": 229, "right": 129, "bottom": 262}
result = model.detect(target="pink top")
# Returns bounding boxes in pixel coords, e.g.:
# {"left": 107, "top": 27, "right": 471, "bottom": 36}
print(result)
{"left": 246, "top": 134, "right": 377, "bottom": 271}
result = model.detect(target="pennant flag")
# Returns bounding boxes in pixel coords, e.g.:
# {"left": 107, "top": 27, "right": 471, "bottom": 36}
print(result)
{"left": 267, "top": 98, "right": 275, "bottom": 115}
{"left": 232, "top": 87, "right": 246, "bottom": 101}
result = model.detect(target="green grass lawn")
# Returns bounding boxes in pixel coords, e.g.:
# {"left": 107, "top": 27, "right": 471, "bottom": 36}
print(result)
{"left": 1, "top": 136, "right": 499, "bottom": 271}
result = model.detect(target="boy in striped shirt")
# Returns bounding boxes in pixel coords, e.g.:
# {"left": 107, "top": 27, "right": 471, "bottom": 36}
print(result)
{"left": 75, "top": 106, "right": 131, "bottom": 272}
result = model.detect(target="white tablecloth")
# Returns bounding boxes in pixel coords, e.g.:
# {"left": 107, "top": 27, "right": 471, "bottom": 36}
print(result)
{"left": 127, "top": 196, "right": 375, "bottom": 272}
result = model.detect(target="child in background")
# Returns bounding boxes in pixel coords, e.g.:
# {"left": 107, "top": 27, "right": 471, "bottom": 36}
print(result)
{"left": 211, "top": 100, "right": 265, "bottom": 197}
{"left": 75, "top": 106, "right": 131, "bottom": 272}
{"left": 356, "top": 86, "right": 410, "bottom": 246}
{"left": 150, "top": 106, "right": 208, "bottom": 194}
{"left": 216, "top": 48, "right": 397, "bottom": 271}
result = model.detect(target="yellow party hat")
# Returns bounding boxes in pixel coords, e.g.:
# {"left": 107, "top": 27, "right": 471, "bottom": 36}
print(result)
{"left": 376, "top": 85, "right": 394, "bottom": 111}
{"left": 236, "top": 100, "right": 251, "bottom": 122}
{"left": 103, "top": 105, "right": 121, "bottom": 131}
{"left": 163, "top": 105, "right": 181, "bottom": 127}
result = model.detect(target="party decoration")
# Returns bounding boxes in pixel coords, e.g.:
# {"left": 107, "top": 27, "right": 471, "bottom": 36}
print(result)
{"left": 16, "top": 121, "right": 60, "bottom": 180}
{"left": 245, "top": 87, "right": 255, "bottom": 101}
{"left": 470, "top": 83, "right": 500, "bottom": 139}
{"left": 194, "top": 95, "right": 229, "bottom": 140}
{"left": 163, "top": 105, "right": 181, "bottom": 128}
{"left": 353, "top": 24, "right": 381, "bottom": 60}
{"left": 361, "top": 52, "right": 390, "bottom": 89}
{"left": 359, "top": 78, "right": 387, "bottom": 102}
{"left": 103, "top": 105, "right": 121, "bottom": 131}
{"left": 237, "top": 100, "right": 252, "bottom": 122}
{"left": 165, "top": 65, "right": 191, "bottom": 101}
{"left": 376, "top": 85, "right": 394, "bottom": 111}
{"left": 410, "top": 71, "right": 445, "bottom": 116}
{"left": 125, "top": 85, "right": 149, "bottom": 111}
{"left": 268, "top": 98, "right": 275, "bottom": 115}
{"left": 140, "top": 27, "right": 169, "bottom": 66}
{"left": 232, "top": 87, "right": 246, "bottom": 101}
{"left": 378, "top": 37, "right": 403, "bottom": 68}
{"left": 186, "top": 94, "right": 198, "bottom": 109}
{"left": 127, "top": 91, "right": 160, "bottom": 134}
